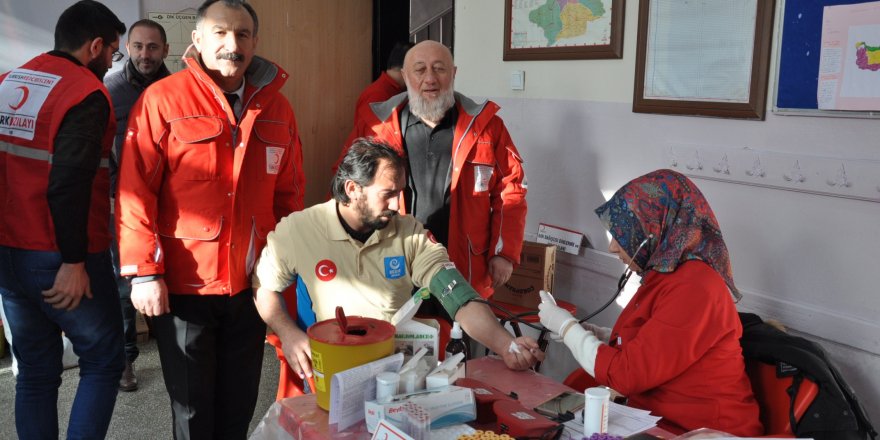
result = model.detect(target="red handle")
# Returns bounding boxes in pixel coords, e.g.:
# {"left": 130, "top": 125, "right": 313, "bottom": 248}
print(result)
{"left": 335, "top": 306, "right": 348, "bottom": 334}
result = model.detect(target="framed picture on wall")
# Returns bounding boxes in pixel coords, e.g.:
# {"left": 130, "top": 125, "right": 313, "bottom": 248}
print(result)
{"left": 632, "top": 0, "right": 776, "bottom": 120}
{"left": 503, "top": 0, "right": 625, "bottom": 61}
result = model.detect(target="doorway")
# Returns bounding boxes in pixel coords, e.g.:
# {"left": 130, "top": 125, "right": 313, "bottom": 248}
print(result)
{"left": 372, "top": 0, "right": 454, "bottom": 80}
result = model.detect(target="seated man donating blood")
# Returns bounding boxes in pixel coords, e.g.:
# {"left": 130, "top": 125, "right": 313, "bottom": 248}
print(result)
{"left": 252, "top": 138, "right": 544, "bottom": 399}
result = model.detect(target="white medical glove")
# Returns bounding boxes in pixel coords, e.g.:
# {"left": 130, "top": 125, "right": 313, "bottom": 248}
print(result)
{"left": 538, "top": 301, "right": 577, "bottom": 337}
{"left": 562, "top": 325, "right": 603, "bottom": 377}
{"left": 581, "top": 322, "right": 612, "bottom": 344}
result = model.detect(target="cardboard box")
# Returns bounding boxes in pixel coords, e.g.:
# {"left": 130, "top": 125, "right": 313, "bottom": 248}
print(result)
{"left": 491, "top": 241, "right": 556, "bottom": 309}
{"left": 516, "top": 241, "right": 556, "bottom": 277}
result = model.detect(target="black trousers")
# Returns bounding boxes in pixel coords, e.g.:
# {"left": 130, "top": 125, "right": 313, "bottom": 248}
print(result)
{"left": 153, "top": 290, "right": 267, "bottom": 440}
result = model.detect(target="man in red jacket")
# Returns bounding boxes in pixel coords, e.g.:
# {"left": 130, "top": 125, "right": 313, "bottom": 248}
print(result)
{"left": 337, "top": 40, "right": 528, "bottom": 303}
{"left": 0, "top": 1, "right": 125, "bottom": 438}
{"left": 105, "top": 18, "right": 172, "bottom": 393}
{"left": 116, "top": 0, "right": 304, "bottom": 438}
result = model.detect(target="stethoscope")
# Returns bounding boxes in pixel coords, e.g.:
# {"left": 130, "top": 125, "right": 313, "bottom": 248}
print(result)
{"left": 579, "top": 233, "right": 654, "bottom": 323}
{"left": 476, "top": 233, "right": 656, "bottom": 332}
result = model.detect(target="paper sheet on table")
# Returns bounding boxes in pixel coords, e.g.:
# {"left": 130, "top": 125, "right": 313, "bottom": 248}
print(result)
{"left": 562, "top": 401, "right": 661, "bottom": 439}
{"left": 328, "top": 352, "right": 404, "bottom": 431}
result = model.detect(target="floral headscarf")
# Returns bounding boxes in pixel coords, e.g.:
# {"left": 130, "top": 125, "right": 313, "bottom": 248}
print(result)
{"left": 594, "top": 169, "right": 740, "bottom": 301}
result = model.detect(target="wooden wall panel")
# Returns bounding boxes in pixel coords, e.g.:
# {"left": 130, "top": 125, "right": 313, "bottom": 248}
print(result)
{"left": 250, "top": 0, "right": 373, "bottom": 206}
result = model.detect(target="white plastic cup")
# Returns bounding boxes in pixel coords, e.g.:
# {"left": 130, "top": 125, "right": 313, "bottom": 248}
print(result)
{"left": 584, "top": 387, "right": 610, "bottom": 436}
{"left": 376, "top": 372, "right": 400, "bottom": 403}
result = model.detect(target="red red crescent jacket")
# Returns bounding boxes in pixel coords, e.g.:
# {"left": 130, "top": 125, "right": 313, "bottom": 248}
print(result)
{"left": 336, "top": 93, "right": 527, "bottom": 297}
{"left": 0, "top": 53, "right": 114, "bottom": 253}
{"left": 594, "top": 261, "right": 763, "bottom": 436}
{"left": 116, "top": 51, "right": 304, "bottom": 295}
{"left": 352, "top": 71, "right": 403, "bottom": 123}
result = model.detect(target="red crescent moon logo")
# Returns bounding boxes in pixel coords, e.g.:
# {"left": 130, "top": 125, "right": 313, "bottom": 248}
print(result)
{"left": 315, "top": 259, "right": 337, "bottom": 282}
{"left": 9, "top": 86, "right": 29, "bottom": 111}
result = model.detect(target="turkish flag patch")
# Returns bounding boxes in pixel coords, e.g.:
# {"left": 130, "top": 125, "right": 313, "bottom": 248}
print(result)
{"left": 315, "top": 259, "right": 337, "bottom": 282}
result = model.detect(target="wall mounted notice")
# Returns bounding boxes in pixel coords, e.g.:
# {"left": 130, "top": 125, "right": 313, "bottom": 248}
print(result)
{"left": 537, "top": 223, "right": 584, "bottom": 256}
{"left": 643, "top": 0, "right": 758, "bottom": 103}
{"left": 817, "top": 1, "right": 880, "bottom": 110}
{"left": 147, "top": 12, "right": 197, "bottom": 73}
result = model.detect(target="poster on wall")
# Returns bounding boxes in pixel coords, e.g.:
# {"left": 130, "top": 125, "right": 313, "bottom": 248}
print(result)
{"left": 632, "top": 0, "right": 775, "bottom": 119}
{"left": 817, "top": 1, "right": 880, "bottom": 110}
{"left": 503, "top": 0, "right": 625, "bottom": 60}
{"left": 641, "top": 0, "right": 758, "bottom": 104}
{"left": 147, "top": 12, "right": 198, "bottom": 73}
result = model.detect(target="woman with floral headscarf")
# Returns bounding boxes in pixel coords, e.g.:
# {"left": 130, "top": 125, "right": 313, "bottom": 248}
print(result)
{"left": 539, "top": 170, "right": 762, "bottom": 436}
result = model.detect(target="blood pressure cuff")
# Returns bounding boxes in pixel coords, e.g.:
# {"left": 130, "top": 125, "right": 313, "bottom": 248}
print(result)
{"left": 428, "top": 264, "right": 480, "bottom": 319}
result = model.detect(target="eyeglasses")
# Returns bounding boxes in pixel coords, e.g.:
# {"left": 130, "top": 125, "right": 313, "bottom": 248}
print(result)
{"left": 111, "top": 50, "right": 124, "bottom": 62}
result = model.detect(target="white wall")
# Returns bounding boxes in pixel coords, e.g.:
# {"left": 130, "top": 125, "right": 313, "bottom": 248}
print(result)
{"left": 0, "top": 1, "right": 139, "bottom": 73}
{"left": 0, "top": 0, "right": 201, "bottom": 74}
{"left": 455, "top": 0, "right": 880, "bottom": 425}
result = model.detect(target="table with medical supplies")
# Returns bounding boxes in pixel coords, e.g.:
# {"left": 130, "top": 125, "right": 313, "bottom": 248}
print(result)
{"left": 254, "top": 356, "right": 674, "bottom": 440}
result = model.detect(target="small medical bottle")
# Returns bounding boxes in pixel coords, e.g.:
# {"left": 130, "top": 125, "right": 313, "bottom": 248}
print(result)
{"left": 584, "top": 387, "right": 610, "bottom": 436}
{"left": 444, "top": 321, "right": 468, "bottom": 364}
{"left": 375, "top": 372, "right": 399, "bottom": 403}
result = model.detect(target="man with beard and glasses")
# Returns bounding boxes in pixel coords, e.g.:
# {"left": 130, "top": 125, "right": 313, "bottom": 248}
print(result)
{"left": 0, "top": 1, "right": 126, "bottom": 438}
{"left": 104, "top": 18, "right": 171, "bottom": 393}
{"left": 253, "top": 139, "right": 543, "bottom": 398}
{"left": 116, "top": 0, "right": 305, "bottom": 438}
{"left": 336, "top": 40, "right": 528, "bottom": 312}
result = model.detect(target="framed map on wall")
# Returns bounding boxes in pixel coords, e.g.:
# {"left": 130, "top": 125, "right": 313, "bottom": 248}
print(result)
{"left": 503, "top": 0, "right": 625, "bottom": 60}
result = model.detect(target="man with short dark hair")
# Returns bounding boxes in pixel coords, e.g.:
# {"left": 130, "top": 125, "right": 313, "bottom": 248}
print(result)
{"left": 254, "top": 138, "right": 542, "bottom": 399}
{"left": 337, "top": 40, "right": 528, "bottom": 304}
{"left": 117, "top": 0, "right": 304, "bottom": 437}
{"left": 0, "top": 1, "right": 126, "bottom": 438}
{"left": 353, "top": 41, "right": 414, "bottom": 122}
{"left": 105, "top": 17, "right": 171, "bottom": 392}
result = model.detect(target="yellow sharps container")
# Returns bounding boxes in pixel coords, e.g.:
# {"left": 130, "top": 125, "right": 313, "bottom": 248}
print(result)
{"left": 307, "top": 307, "right": 395, "bottom": 410}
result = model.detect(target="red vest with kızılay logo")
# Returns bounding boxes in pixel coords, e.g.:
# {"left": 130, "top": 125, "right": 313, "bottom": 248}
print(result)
{"left": 0, "top": 52, "right": 115, "bottom": 253}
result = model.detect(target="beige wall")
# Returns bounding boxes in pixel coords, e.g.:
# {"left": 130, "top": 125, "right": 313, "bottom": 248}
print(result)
{"left": 250, "top": 0, "right": 372, "bottom": 206}
{"left": 454, "top": 0, "right": 636, "bottom": 103}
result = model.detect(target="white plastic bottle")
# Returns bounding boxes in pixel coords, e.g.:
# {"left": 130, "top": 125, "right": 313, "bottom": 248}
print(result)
{"left": 584, "top": 387, "right": 610, "bottom": 436}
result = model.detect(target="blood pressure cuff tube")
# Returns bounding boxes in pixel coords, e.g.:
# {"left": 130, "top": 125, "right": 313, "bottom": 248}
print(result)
{"left": 428, "top": 265, "right": 480, "bottom": 318}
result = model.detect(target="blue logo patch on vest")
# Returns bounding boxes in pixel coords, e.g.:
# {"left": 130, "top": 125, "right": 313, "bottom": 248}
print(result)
{"left": 384, "top": 256, "right": 406, "bottom": 279}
